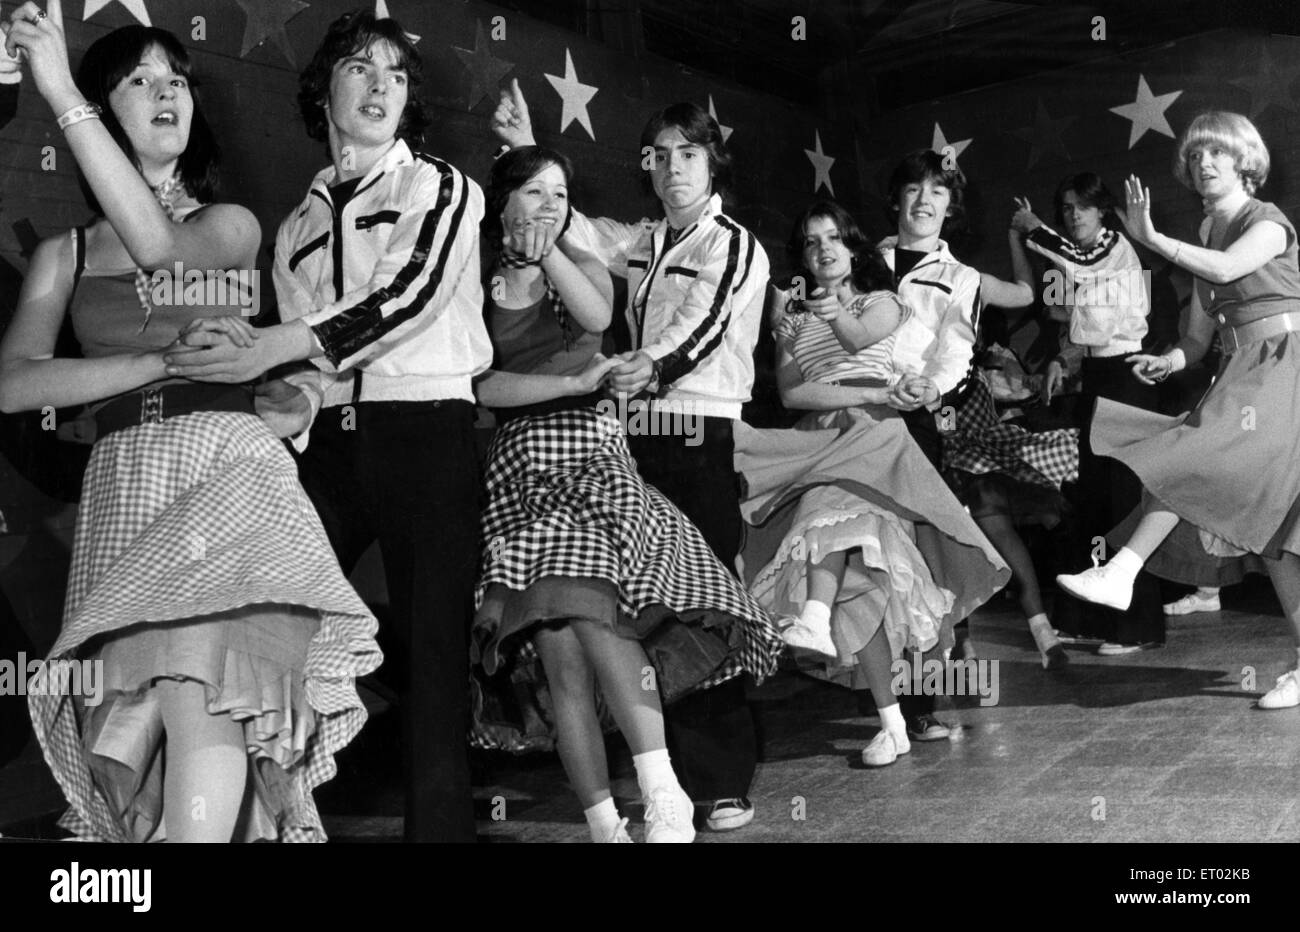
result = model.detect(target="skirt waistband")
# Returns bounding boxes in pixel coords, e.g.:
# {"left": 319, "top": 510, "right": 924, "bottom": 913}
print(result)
{"left": 94, "top": 383, "right": 256, "bottom": 442}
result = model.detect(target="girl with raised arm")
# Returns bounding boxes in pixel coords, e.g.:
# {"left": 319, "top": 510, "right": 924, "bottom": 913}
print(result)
{"left": 1056, "top": 112, "right": 1300, "bottom": 709}
{"left": 0, "top": 5, "right": 379, "bottom": 841}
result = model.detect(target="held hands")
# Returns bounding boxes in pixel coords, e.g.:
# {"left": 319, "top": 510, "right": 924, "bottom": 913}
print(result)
{"left": 606, "top": 350, "right": 655, "bottom": 396}
{"left": 253, "top": 378, "right": 312, "bottom": 439}
{"left": 491, "top": 78, "right": 536, "bottom": 148}
{"left": 887, "top": 373, "right": 938, "bottom": 411}
{"left": 4, "top": 0, "right": 79, "bottom": 110}
{"left": 570, "top": 353, "right": 619, "bottom": 395}
{"left": 1116, "top": 174, "right": 1157, "bottom": 247}
{"left": 1010, "top": 196, "right": 1042, "bottom": 235}
{"left": 504, "top": 215, "right": 559, "bottom": 263}
{"left": 163, "top": 316, "right": 270, "bottom": 384}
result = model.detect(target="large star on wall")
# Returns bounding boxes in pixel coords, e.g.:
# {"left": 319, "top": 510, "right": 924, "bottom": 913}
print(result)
{"left": 83, "top": 0, "right": 151, "bottom": 26}
{"left": 708, "top": 95, "right": 732, "bottom": 144}
{"left": 805, "top": 130, "right": 835, "bottom": 196}
{"left": 453, "top": 20, "right": 513, "bottom": 111}
{"left": 1228, "top": 46, "right": 1300, "bottom": 119}
{"left": 1109, "top": 75, "right": 1182, "bottom": 149}
{"left": 544, "top": 50, "right": 599, "bottom": 141}
{"left": 374, "top": 0, "right": 420, "bottom": 44}
{"left": 930, "top": 123, "right": 971, "bottom": 169}
{"left": 1008, "top": 99, "right": 1075, "bottom": 169}
{"left": 235, "top": 0, "right": 309, "bottom": 67}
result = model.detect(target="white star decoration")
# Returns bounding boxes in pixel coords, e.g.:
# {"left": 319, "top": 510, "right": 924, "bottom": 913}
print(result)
{"left": 374, "top": 0, "right": 420, "bottom": 44}
{"left": 930, "top": 123, "right": 971, "bottom": 168}
{"left": 83, "top": 0, "right": 151, "bottom": 25}
{"left": 805, "top": 130, "right": 835, "bottom": 196}
{"left": 544, "top": 49, "right": 599, "bottom": 141}
{"left": 1110, "top": 75, "right": 1182, "bottom": 149}
{"left": 708, "top": 95, "right": 732, "bottom": 144}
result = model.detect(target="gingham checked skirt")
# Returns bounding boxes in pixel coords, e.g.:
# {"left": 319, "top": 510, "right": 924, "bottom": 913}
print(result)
{"left": 471, "top": 408, "right": 781, "bottom": 750}
{"left": 942, "top": 370, "right": 1079, "bottom": 490}
{"left": 27, "top": 412, "right": 381, "bottom": 843}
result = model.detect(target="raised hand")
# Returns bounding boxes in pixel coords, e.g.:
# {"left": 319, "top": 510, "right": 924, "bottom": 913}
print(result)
{"left": 5, "top": 0, "right": 78, "bottom": 110}
{"left": 490, "top": 78, "right": 535, "bottom": 148}
{"left": 1010, "top": 196, "right": 1041, "bottom": 234}
{"left": 0, "top": 23, "right": 23, "bottom": 84}
{"left": 1117, "top": 174, "right": 1157, "bottom": 247}
{"left": 803, "top": 288, "right": 841, "bottom": 322}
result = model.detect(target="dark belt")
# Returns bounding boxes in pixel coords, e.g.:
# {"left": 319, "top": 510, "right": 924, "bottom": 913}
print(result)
{"left": 94, "top": 383, "right": 256, "bottom": 441}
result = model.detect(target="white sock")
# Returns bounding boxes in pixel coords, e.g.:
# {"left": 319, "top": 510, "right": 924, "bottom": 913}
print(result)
{"left": 1108, "top": 547, "right": 1143, "bottom": 579}
{"left": 633, "top": 748, "right": 679, "bottom": 799}
{"left": 584, "top": 797, "right": 621, "bottom": 842}
{"left": 1196, "top": 586, "right": 1220, "bottom": 598}
{"left": 799, "top": 600, "right": 833, "bottom": 634}
{"left": 1027, "top": 613, "right": 1059, "bottom": 653}
{"left": 879, "top": 702, "right": 906, "bottom": 739}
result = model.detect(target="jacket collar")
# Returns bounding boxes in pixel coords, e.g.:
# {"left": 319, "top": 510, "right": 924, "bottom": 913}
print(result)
{"left": 309, "top": 138, "right": 415, "bottom": 203}
{"left": 877, "top": 235, "right": 958, "bottom": 273}
{"left": 657, "top": 192, "right": 723, "bottom": 240}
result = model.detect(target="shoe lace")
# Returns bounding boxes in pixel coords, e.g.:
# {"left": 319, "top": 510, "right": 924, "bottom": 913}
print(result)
{"left": 647, "top": 788, "right": 683, "bottom": 826}
{"left": 608, "top": 816, "right": 632, "bottom": 843}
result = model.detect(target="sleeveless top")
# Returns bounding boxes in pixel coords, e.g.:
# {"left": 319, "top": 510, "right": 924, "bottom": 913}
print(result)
{"left": 486, "top": 288, "right": 604, "bottom": 421}
{"left": 67, "top": 218, "right": 259, "bottom": 397}
{"left": 776, "top": 289, "right": 905, "bottom": 386}
{"left": 1196, "top": 199, "right": 1300, "bottom": 327}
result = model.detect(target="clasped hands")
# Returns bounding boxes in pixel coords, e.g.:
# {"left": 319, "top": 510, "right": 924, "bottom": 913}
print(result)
{"left": 161, "top": 317, "right": 311, "bottom": 438}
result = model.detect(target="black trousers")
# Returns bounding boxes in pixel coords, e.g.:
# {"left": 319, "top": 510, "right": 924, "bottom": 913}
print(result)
{"left": 626, "top": 417, "right": 758, "bottom": 802}
{"left": 296, "top": 400, "right": 480, "bottom": 842}
{"left": 1054, "top": 355, "right": 1165, "bottom": 644}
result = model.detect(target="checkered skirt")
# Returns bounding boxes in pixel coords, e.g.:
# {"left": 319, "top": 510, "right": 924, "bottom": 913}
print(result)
{"left": 942, "top": 369, "right": 1079, "bottom": 489}
{"left": 473, "top": 408, "right": 781, "bottom": 715}
{"left": 27, "top": 412, "right": 381, "bottom": 843}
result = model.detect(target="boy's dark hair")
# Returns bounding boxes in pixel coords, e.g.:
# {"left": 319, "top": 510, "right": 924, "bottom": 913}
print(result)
{"left": 1053, "top": 172, "right": 1118, "bottom": 231}
{"left": 885, "top": 149, "right": 967, "bottom": 232}
{"left": 637, "top": 102, "right": 732, "bottom": 200}
{"left": 787, "top": 199, "right": 893, "bottom": 294}
{"left": 483, "top": 145, "right": 576, "bottom": 252}
{"left": 75, "top": 26, "right": 219, "bottom": 213}
{"left": 297, "top": 9, "right": 428, "bottom": 152}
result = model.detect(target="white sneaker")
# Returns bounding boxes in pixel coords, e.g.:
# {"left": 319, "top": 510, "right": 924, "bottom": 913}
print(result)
{"left": 644, "top": 786, "right": 696, "bottom": 843}
{"left": 860, "top": 729, "right": 911, "bottom": 767}
{"left": 778, "top": 615, "right": 838, "bottom": 661}
{"left": 600, "top": 817, "right": 633, "bottom": 843}
{"left": 1163, "top": 591, "right": 1221, "bottom": 615}
{"left": 1259, "top": 669, "right": 1300, "bottom": 710}
{"left": 1056, "top": 561, "right": 1134, "bottom": 611}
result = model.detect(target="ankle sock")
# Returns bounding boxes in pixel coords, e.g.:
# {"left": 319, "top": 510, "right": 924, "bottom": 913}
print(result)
{"left": 1027, "top": 613, "right": 1059, "bottom": 654}
{"left": 1109, "top": 547, "right": 1143, "bottom": 578}
{"left": 878, "top": 701, "right": 906, "bottom": 740}
{"left": 584, "top": 797, "right": 621, "bottom": 842}
{"left": 799, "top": 600, "right": 833, "bottom": 634}
{"left": 1196, "top": 586, "right": 1220, "bottom": 599}
{"left": 633, "top": 748, "right": 679, "bottom": 799}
